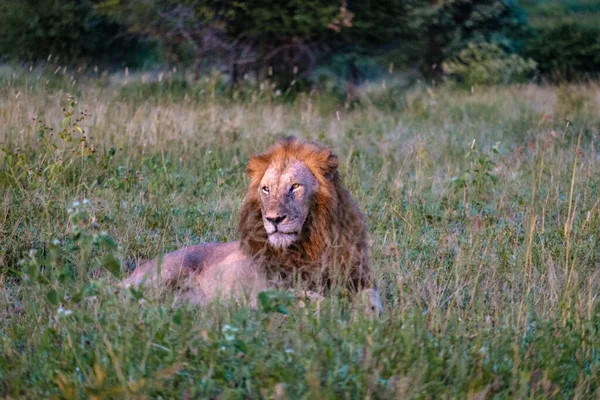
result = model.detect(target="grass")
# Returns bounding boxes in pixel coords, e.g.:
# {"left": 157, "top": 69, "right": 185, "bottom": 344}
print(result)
{"left": 1, "top": 68, "right": 600, "bottom": 398}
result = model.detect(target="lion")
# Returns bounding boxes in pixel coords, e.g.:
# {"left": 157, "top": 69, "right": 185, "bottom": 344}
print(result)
{"left": 121, "top": 137, "right": 382, "bottom": 311}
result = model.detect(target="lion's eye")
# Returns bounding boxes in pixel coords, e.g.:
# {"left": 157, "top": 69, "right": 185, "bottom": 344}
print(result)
{"left": 291, "top": 183, "right": 301, "bottom": 192}
{"left": 262, "top": 186, "right": 270, "bottom": 194}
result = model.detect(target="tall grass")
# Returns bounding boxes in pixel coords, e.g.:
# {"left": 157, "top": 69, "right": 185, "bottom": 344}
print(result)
{"left": 1, "top": 68, "right": 599, "bottom": 398}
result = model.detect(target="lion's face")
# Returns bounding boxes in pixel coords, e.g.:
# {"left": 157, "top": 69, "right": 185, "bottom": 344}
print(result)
{"left": 258, "top": 160, "right": 318, "bottom": 248}
{"left": 240, "top": 137, "right": 373, "bottom": 293}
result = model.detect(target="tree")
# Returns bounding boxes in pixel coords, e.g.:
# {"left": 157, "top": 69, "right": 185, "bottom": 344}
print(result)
{"left": 97, "top": 0, "right": 345, "bottom": 86}
{"left": 418, "top": 0, "right": 531, "bottom": 80}
{"left": 219, "top": 0, "right": 344, "bottom": 85}
{"left": 0, "top": 0, "right": 137, "bottom": 65}
{"left": 331, "top": 0, "right": 424, "bottom": 98}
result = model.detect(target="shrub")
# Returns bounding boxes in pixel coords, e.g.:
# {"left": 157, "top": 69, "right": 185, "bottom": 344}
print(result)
{"left": 525, "top": 21, "right": 600, "bottom": 80}
{"left": 0, "top": 0, "right": 140, "bottom": 65}
{"left": 443, "top": 43, "right": 537, "bottom": 87}
{"left": 419, "top": 0, "right": 532, "bottom": 79}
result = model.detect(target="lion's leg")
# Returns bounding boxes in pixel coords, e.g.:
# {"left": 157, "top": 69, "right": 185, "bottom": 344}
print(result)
{"left": 350, "top": 258, "right": 382, "bottom": 314}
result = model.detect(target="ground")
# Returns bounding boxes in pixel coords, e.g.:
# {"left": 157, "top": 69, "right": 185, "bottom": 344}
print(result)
{"left": 1, "top": 69, "right": 599, "bottom": 398}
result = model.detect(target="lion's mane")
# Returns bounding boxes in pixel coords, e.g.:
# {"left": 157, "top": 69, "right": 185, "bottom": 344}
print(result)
{"left": 239, "top": 137, "right": 371, "bottom": 291}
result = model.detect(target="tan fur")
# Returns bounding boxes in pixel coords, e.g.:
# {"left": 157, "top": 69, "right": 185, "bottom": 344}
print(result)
{"left": 120, "top": 241, "right": 267, "bottom": 306}
{"left": 121, "top": 137, "right": 380, "bottom": 310}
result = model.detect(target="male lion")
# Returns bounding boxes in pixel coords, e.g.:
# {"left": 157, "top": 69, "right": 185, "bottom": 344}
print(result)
{"left": 121, "top": 137, "right": 382, "bottom": 311}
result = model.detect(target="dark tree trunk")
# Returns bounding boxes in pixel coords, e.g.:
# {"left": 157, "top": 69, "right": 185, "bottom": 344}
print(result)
{"left": 345, "top": 57, "right": 361, "bottom": 108}
{"left": 230, "top": 43, "right": 239, "bottom": 88}
{"left": 255, "top": 40, "right": 266, "bottom": 87}
{"left": 231, "top": 62, "right": 239, "bottom": 87}
{"left": 193, "top": 50, "right": 202, "bottom": 82}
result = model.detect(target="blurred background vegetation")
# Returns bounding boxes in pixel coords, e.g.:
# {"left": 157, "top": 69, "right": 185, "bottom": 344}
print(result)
{"left": 0, "top": 0, "right": 599, "bottom": 93}
{"left": 2, "top": 2, "right": 600, "bottom": 397}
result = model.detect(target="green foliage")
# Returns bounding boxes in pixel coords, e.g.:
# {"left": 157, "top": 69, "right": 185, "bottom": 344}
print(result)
{"left": 443, "top": 42, "right": 537, "bottom": 86}
{"left": 519, "top": 0, "right": 600, "bottom": 80}
{"left": 258, "top": 290, "right": 297, "bottom": 315}
{"left": 525, "top": 21, "right": 600, "bottom": 80}
{"left": 451, "top": 140, "right": 500, "bottom": 207}
{"left": 20, "top": 200, "right": 122, "bottom": 279}
{"left": 221, "top": 0, "right": 342, "bottom": 38}
{"left": 520, "top": 0, "right": 600, "bottom": 28}
{"left": 346, "top": 0, "right": 419, "bottom": 48}
{"left": 419, "top": 0, "right": 531, "bottom": 79}
{"left": 97, "top": 0, "right": 344, "bottom": 86}
{"left": 2, "top": 0, "right": 600, "bottom": 83}
{"left": 18, "top": 199, "right": 122, "bottom": 320}
{"left": 0, "top": 0, "right": 140, "bottom": 65}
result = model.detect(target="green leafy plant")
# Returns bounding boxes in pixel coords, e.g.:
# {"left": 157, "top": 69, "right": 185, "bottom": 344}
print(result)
{"left": 525, "top": 20, "right": 600, "bottom": 82}
{"left": 443, "top": 43, "right": 537, "bottom": 87}
{"left": 452, "top": 140, "right": 500, "bottom": 208}
{"left": 20, "top": 199, "right": 122, "bottom": 307}
{"left": 258, "top": 289, "right": 298, "bottom": 315}
{"left": 0, "top": 0, "right": 140, "bottom": 64}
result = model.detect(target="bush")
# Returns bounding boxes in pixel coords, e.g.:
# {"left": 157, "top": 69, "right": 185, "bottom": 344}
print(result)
{"left": 419, "top": 0, "right": 532, "bottom": 79}
{"left": 443, "top": 43, "right": 537, "bottom": 87}
{"left": 525, "top": 21, "right": 600, "bottom": 80}
{"left": 0, "top": 0, "right": 140, "bottom": 65}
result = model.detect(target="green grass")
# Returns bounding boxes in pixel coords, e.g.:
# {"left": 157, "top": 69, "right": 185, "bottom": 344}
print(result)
{"left": 1, "top": 69, "right": 600, "bottom": 398}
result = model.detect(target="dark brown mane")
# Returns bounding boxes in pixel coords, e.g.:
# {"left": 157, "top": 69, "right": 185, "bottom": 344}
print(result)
{"left": 239, "top": 137, "right": 371, "bottom": 291}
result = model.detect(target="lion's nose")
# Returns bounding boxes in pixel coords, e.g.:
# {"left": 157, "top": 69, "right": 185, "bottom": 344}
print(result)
{"left": 266, "top": 214, "right": 287, "bottom": 226}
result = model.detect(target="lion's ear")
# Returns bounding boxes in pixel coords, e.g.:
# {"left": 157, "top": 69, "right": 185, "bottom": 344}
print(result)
{"left": 306, "top": 149, "right": 339, "bottom": 178}
{"left": 247, "top": 154, "right": 270, "bottom": 182}
{"left": 323, "top": 151, "right": 339, "bottom": 177}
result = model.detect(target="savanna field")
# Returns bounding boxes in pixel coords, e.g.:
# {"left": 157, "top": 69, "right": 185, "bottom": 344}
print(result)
{"left": 1, "top": 69, "right": 599, "bottom": 398}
